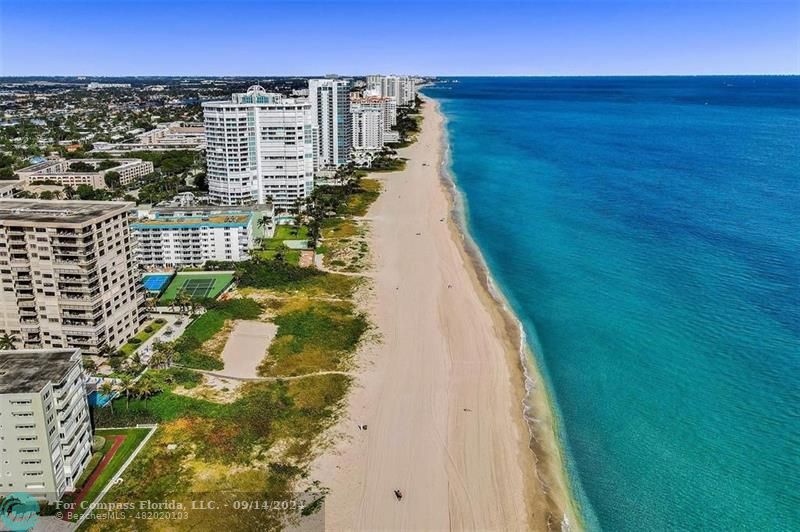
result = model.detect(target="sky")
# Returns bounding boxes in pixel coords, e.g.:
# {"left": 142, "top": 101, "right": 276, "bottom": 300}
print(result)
{"left": 0, "top": 0, "right": 798, "bottom": 76}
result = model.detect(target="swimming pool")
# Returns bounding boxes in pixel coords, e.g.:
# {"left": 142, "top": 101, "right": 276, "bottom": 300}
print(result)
{"left": 142, "top": 274, "right": 172, "bottom": 292}
{"left": 88, "top": 391, "right": 114, "bottom": 408}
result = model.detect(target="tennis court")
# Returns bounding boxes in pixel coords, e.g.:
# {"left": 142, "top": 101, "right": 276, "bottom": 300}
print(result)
{"left": 159, "top": 272, "right": 234, "bottom": 303}
{"left": 142, "top": 273, "right": 173, "bottom": 294}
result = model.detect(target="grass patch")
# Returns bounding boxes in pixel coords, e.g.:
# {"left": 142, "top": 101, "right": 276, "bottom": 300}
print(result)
{"left": 259, "top": 299, "right": 368, "bottom": 377}
{"left": 118, "top": 320, "right": 164, "bottom": 356}
{"left": 343, "top": 178, "right": 381, "bottom": 217}
{"left": 236, "top": 260, "right": 359, "bottom": 299}
{"left": 88, "top": 373, "right": 349, "bottom": 531}
{"left": 173, "top": 298, "right": 262, "bottom": 369}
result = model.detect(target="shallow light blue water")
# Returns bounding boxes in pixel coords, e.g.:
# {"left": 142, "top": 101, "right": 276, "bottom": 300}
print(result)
{"left": 423, "top": 77, "right": 800, "bottom": 531}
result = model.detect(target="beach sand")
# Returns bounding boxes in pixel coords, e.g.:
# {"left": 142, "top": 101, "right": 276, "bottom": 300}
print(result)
{"left": 310, "top": 98, "right": 577, "bottom": 530}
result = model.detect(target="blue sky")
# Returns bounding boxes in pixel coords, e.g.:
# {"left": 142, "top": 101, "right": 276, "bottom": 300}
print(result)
{"left": 1, "top": 0, "right": 798, "bottom": 76}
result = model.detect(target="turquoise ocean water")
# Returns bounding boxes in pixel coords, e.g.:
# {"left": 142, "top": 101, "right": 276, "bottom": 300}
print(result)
{"left": 422, "top": 77, "right": 799, "bottom": 531}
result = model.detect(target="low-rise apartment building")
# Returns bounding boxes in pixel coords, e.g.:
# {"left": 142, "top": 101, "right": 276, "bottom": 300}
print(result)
{"left": 0, "top": 200, "right": 145, "bottom": 354}
{"left": 0, "top": 181, "right": 20, "bottom": 198}
{"left": 16, "top": 158, "right": 154, "bottom": 189}
{"left": 132, "top": 206, "right": 269, "bottom": 267}
{"left": 92, "top": 122, "right": 206, "bottom": 154}
{"left": 0, "top": 348, "right": 93, "bottom": 502}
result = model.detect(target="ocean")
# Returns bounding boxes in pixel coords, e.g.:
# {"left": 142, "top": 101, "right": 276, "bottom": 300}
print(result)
{"left": 422, "top": 77, "right": 800, "bottom": 531}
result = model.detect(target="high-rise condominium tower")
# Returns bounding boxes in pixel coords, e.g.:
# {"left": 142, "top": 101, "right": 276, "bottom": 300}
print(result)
{"left": 203, "top": 86, "right": 315, "bottom": 207}
{"left": 0, "top": 200, "right": 145, "bottom": 355}
{"left": 308, "top": 78, "right": 352, "bottom": 169}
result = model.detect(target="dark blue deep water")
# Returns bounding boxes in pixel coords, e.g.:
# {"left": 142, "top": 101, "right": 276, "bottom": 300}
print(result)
{"left": 423, "top": 77, "right": 800, "bottom": 531}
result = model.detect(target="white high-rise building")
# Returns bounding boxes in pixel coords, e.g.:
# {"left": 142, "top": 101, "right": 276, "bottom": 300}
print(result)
{"left": 366, "top": 75, "right": 416, "bottom": 107}
{"left": 351, "top": 98, "right": 386, "bottom": 151}
{"left": 308, "top": 78, "right": 352, "bottom": 169}
{"left": 203, "top": 86, "right": 315, "bottom": 208}
{"left": 0, "top": 348, "right": 93, "bottom": 502}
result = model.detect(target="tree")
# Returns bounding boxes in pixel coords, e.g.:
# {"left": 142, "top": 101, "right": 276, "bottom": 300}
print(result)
{"left": 99, "top": 381, "right": 116, "bottom": 414}
{"left": 151, "top": 341, "right": 176, "bottom": 369}
{"left": 39, "top": 190, "right": 55, "bottom": 200}
{"left": 103, "top": 171, "right": 121, "bottom": 189}
{"left": 0, "top": 333, "right": 18, "bottom": 350}
{"left": 118, "top": 375, "right": 134, "bottom": 410}
{"left": 82, "top": 356, "right": 98, "bottom": 374}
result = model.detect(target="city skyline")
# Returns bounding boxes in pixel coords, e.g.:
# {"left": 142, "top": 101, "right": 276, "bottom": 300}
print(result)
{"left": 1, "top": 0, "right": 798, "bottom": 77}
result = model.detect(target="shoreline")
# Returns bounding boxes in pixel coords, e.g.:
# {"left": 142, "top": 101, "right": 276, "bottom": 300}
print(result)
{"left": 310, "top": 96, "right": 578, "bottom": 530}
{"left": 434, "top": 96, "right": 582, "bottom": 530}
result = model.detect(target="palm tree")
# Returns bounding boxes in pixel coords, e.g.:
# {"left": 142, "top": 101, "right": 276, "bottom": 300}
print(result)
{"left": 118, "top": 375, "right": 134, "bottom": 410}
{"left": 99, "top": 381, "right": 115, "bottom": 414}
{"left": 0, "top": 333, "right": 18, "bottom": 350}
{"left": 136, "top": 377, "right": 159, "bottom": 407}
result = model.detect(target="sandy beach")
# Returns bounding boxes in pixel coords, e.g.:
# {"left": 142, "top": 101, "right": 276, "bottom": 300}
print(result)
{"left": 311, "top": 98, "right": 577, "bottom": 530}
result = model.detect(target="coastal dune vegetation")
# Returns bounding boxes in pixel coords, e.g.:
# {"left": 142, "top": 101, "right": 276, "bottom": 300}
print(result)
{"left": 84, "top": 159, "right": 398, "bottom": 531}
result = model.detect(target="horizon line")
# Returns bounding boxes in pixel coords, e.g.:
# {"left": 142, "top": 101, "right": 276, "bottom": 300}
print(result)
{"left": 1, "top": 73, "right": 799, "bottom": 79}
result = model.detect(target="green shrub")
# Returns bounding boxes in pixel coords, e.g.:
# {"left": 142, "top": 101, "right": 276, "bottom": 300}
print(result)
{"left": 128, "top": 338, "right": 142, "bottom": 345}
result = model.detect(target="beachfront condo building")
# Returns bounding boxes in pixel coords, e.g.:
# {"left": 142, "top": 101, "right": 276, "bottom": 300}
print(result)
{"left": 203, "top": 86, "right": 315, "bottom": 208}
{"left": 351, "top": 99, "right": 386, "bottom": 151}
{"left": 308, "top": 78, "right": 352, "bottom": 169}
{"left": 0, "top": 200, "right": 145, "bottom": 355}
{"left": 0, "top": 348, "right": 93, "bottom": 502}
{"left": 366, "top": 75, "right": 416, "bottom": 107}
{"left": 15, "top": 158, "right": 154, "bottom": 189}
{"left": 132, "top": 205, "right": 270, "bottom": 267}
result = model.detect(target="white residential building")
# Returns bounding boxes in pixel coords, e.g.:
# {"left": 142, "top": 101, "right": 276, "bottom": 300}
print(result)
{"left": 0, "top": 348, "right": 93, "bottom": 502}
{"left": 92, "top": 122, "right": 206, "bottom": 154}
{"left": 16, "top": 158, "right": 154, "bottom": 188}
{"left": 351, "top": 99, "right": 385, "bottom": 151}
{"left": 202, "top": 86, "right": 314, "bottom": 208}
{"left": 366, "top": 75, "right": 416, "bottom": 107}
{"left": 132, "top": 206, "right": 269, "bottom": 267}
{"left": 0, "top": 200, "right": 145, "bottom": 354}
{"left": 308, "top": 78, "right": 352, "bottom": 169}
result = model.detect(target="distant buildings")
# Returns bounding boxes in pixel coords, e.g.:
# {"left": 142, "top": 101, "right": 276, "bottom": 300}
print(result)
{"left": 308, "top": 78, "right": 352, "bottom": 169}
{"left": 0, "top": 348, "right": 93, "bottom": 502}
{"left": 366, "top": 75, "right": 416, "bottom": 107}
{"left": 16, "top": 158, "right": 154, "bottom": 189}
{"left": 132, "top": 205, "right": 270, "bottom": 267}
{"left": 92, "top": 122, "right": 206, "bottom": 154}
{"left": 87, "top": 82, "right": 131, "bottom": 90}
{"left": 0, "top": 181, "right": 20, "bottom": 198}
{"left": 202, "top": 85, "right": 315, "bottom": 208}
{"left": 0, "top": 200, "right": 145, "bottom": 355}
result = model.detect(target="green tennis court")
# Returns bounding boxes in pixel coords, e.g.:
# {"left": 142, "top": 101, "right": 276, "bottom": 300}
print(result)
{"left": 159, "top": 272, "right": 234, "bottom": 303}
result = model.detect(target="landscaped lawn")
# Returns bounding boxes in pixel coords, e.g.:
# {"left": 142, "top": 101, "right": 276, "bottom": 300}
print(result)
{"left": 66, "top": 427, "right": 151, "bottom": 521}
{"left": 118, "top": 320, "right": 164, "bottom": 356}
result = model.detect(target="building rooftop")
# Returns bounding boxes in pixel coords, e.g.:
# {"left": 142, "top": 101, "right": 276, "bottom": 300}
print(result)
{"left": 0, "top": 199, "right": 133, "bottom": 225}
{"left": 133, "top": 212, "right": 252, "bottom": 229}
{"left": 0, "top": 349, "right": 80, "bottom": 394}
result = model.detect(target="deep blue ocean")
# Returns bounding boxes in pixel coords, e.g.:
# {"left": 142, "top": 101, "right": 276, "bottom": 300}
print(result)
{"left": 422, "top": 77, "right": 799, "bottom": 531}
